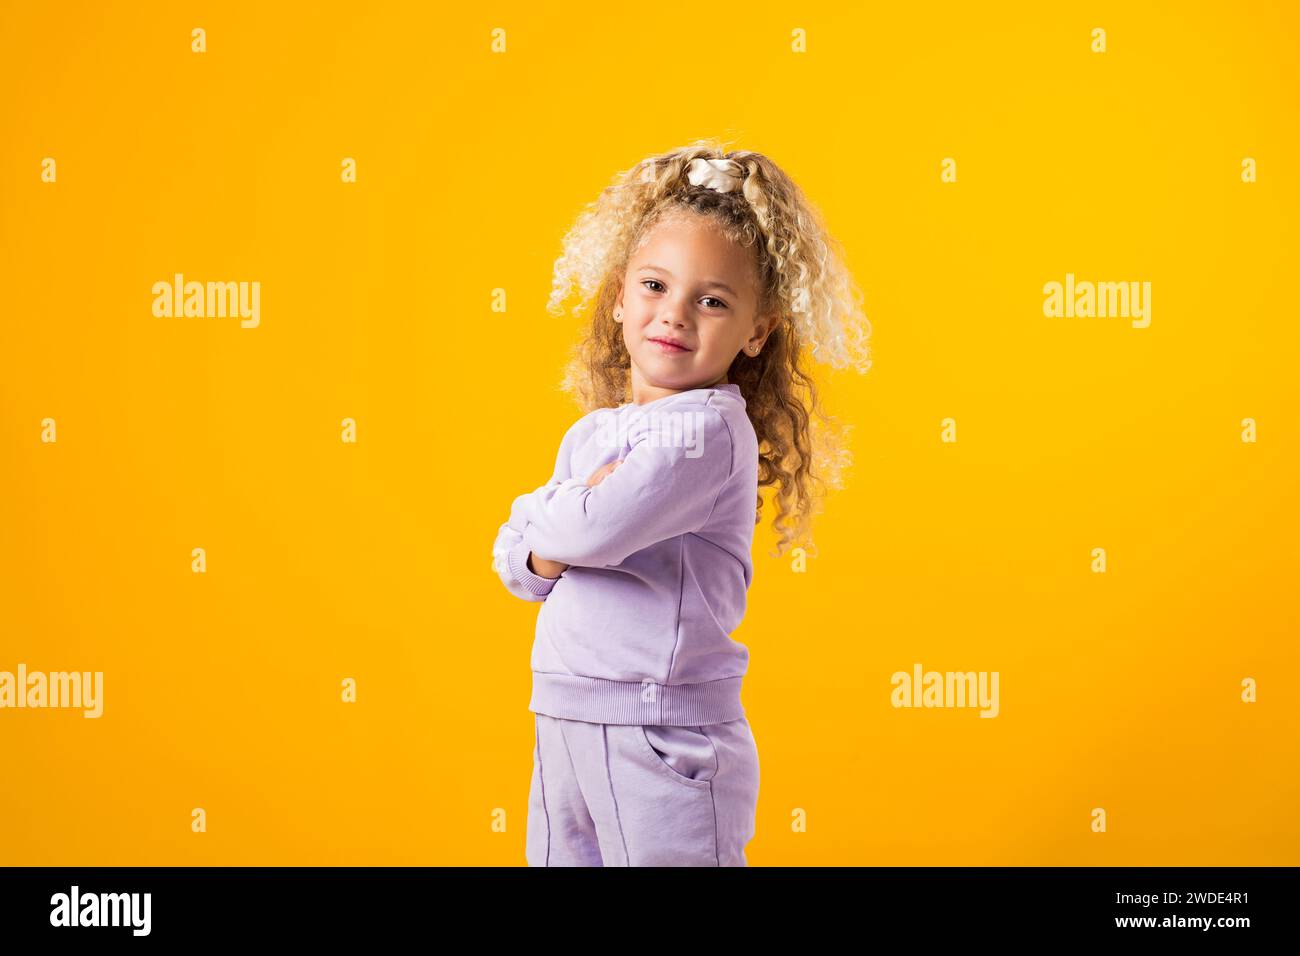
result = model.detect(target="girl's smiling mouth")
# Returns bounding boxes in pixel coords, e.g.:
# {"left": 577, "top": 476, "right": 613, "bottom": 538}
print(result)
{"left": 648, "top": 336, "right": 693, "bottom": 353}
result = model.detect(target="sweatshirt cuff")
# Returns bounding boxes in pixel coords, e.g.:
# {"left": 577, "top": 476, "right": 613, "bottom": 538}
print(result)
{"left": 507, "top": 540, "right": 560, "bottom": 597}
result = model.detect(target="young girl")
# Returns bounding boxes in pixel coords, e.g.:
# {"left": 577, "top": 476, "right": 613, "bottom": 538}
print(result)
{"left": 492, "top": 140, "right": 871, "bottom": 866}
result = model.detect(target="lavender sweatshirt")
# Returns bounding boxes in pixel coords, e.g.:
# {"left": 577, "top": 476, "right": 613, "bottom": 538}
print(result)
{"left": 492, "top": 383, "right": 758, "bottom": 726}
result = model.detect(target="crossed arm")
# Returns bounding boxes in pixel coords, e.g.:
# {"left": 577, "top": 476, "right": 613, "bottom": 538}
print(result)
{"left": 491, "top": 459, "right": 622, "bottom": 601}
{"left": 491, "top": 406, "right": 733, "bottom": 602}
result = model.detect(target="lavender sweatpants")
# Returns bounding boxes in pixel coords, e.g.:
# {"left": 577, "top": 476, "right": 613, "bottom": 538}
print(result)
{"left": 525, "top": 713, "right": 760, "bottom": 866}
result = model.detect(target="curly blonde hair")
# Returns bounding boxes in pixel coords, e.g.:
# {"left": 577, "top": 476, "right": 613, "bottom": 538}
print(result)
{"left": 547, "top": 138, "right": 872, "bottom": 558}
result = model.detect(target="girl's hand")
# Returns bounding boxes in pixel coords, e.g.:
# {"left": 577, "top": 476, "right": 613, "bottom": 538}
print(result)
{"left": 586, "top": 459, "right": 624, "bottom": 487}
{"left": 528, "top": 552, "right": 568, "bottom": 579}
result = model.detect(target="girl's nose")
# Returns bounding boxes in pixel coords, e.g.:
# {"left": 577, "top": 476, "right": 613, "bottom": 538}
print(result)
{"left": 660, "top": 307, "right": 690, "bottom": 328}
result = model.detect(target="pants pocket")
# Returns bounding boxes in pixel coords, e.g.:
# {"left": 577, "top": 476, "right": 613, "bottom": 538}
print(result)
{"left": 638, "top": 725, "right": 718, "bottom": 789}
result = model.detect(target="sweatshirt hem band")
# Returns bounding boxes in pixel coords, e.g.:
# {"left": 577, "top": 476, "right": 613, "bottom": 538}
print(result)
{"left": 529, "top": 672, "right": 745, "bottom": 726}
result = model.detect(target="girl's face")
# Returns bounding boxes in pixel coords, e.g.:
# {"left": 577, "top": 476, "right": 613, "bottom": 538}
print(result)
{"left": 615, "top": 212, "right": 772, "bottom": 404}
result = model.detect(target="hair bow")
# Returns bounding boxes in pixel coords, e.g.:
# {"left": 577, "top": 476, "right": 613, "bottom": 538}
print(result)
{"left": 685, "top": 157, "right": 745, "bottom": 194}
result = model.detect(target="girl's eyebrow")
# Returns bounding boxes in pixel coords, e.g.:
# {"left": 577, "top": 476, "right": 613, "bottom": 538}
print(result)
{"left": 638, "top": 264, "right": 737, "bottom": 298}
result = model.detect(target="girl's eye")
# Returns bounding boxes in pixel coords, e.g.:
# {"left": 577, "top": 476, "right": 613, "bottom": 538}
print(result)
{"left": 641, "top": 280, "right": 728, "bottom": 310}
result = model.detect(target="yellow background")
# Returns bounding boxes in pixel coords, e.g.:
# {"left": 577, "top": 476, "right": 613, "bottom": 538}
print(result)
{"left": 2, "top": 1, "right": 1297, "bottom": 865}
